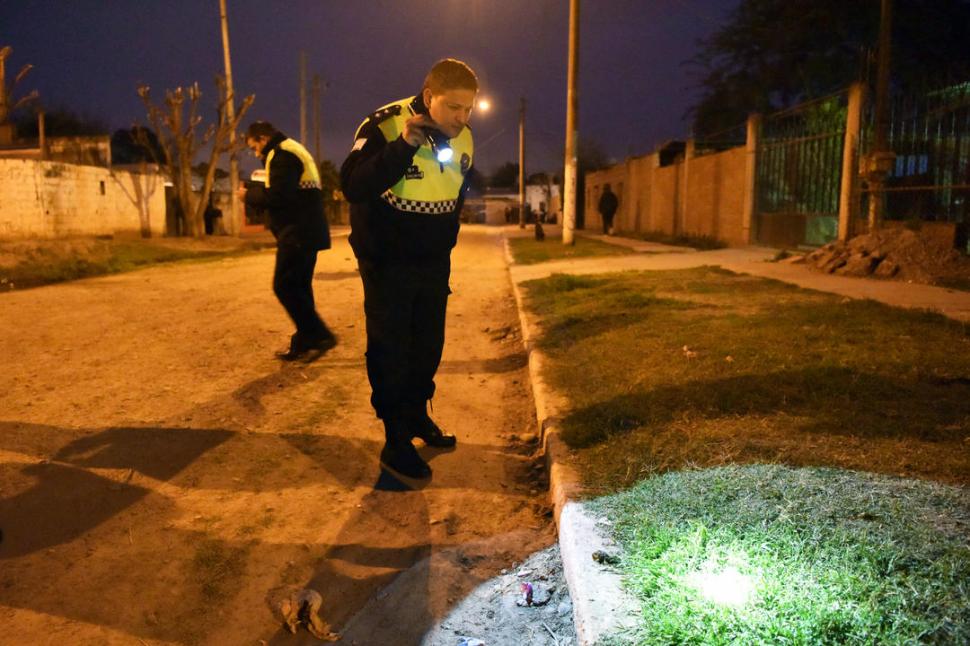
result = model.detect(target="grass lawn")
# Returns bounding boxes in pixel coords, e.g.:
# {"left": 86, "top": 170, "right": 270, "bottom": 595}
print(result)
{"left": 508, "top": 234, "right": 634, "bottom": 265}
{"left": 593, "top": 464, "right": 970, "bottom": 645}
{"left": 617, "top": 229, "right": 727, "bottom": 250}
{"left": 521, "top": 266, "right": 970, "bottom": 644}
{"left": 0, "top": 236, "right": 275, "bottom": 291}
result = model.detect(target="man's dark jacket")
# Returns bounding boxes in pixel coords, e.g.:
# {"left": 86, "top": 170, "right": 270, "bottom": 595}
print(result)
{"left": 598, "top": 189, "right": 618, "bottom": 218}
{"left": 246, "top": 132, "right": 331, "bottom": 250}
{"left": 339, "top": 97, "right": 470, "bottom": 265}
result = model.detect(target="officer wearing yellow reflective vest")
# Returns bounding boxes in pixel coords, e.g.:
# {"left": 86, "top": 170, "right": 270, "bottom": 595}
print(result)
{"left": 241, "top": 121, "right": 335, "bottom": 362}
{"left": 340, "top": 58, "right": 478, "bottom": 479}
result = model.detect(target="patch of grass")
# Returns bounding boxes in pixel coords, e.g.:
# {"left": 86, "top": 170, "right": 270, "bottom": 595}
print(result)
{"left": 508, "top": 235, "right": 633, "bottom": 265}
{"left": 592, "top": 464, "right": 970, "bottom": 645}
{"left": 190, "top": 538, "right": 248, "bottom": 602}
{"left": 937, "top": 275, "right": 970, "bottom": 293}
{"left": 619, "top": 229, "right": 727, "bottom": 250}
{"left": 0, "top": 237, "right": 274, "bottom": 291}
{"left": 521, "top": 266, "right": 970, "bottom": 489}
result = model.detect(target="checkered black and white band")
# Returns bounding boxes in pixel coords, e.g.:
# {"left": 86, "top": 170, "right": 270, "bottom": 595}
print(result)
{"left": 300, "top": 180, "right": 322, "bottom": 189}
{"left": 382, "top": 190, "right": 458, "bottom": 214}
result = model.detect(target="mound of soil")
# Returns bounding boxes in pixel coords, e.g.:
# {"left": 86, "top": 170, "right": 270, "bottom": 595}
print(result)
{"left": 805, "top": 226, "right": 970, "bottom": 288}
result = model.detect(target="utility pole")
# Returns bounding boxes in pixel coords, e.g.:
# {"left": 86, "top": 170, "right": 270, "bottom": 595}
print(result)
{"left": 866, "top": 0, "right": 895, "bottom": 231}
{"left": 312, "top": 73, "right": 322, "bottom": 162}
{"left": 38, "top": 110, "right": 46, "bottom": 159}
{"left": 518, "top": 97, "right": 526, "bottom": 229}
{"left": 219, "top": 0, "right": 241, "bottom": 235}
{"left": 562, "top": 0, "right": 580, "bottom": 245}
{"left": 299, "top": 50, "right": 307, "bottom": 145}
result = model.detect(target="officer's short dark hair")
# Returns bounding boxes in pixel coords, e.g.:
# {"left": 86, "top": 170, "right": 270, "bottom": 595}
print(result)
{"left": 246, "top": 121, "right": 276, "bottom": 139}
{"left": 423, "top": 59, "right": 479, "bottom": 95}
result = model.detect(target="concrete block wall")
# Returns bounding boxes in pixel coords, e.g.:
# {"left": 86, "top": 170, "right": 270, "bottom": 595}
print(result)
{"left": 0, "top": 158, "right": 166, "bottom": 239}
{"left": 683, "top": 147, "right": 746, "bottom": 245}
{"left": 625, "top": 155, "right": 654, "bottom": 233}
{"left": 586, "top": 144, "right": 749, "bottom": 245}
{"left": 651, "top": 164, "right": 680, "bottom": 235}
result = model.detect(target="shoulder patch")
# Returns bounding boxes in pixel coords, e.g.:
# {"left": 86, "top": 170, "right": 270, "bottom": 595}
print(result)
{"left": 354, "top": 101, "right": 406, "bottom": 139}
{"left": 369, "top": 104, "right": 402, "bottom": 124}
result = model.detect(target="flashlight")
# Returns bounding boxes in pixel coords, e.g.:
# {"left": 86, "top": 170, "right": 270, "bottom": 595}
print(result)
{"left": 426, "top": 129, "right": 453, "bottom": 164}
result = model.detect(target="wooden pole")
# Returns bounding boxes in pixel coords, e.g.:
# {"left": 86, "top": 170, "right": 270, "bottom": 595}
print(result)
{"left": 299, "top": 50, "right": 307, "bottom": 145}
{"left": 219, "top": 0, "right": 240, "bottom": 235}
{"left": 867, "top": 0, "right": 894, "bottom": 231}
{"left": 518, "top": 97, "right": 526, "bottom": 229}
{"left": 839, "top": 83, "right": 865, "bottom": 241}
{"left": 312, "top": 73, "right": 322, "bottom": 162}
{"left": 562, "top": 0, "right": 579, "bottom": 245}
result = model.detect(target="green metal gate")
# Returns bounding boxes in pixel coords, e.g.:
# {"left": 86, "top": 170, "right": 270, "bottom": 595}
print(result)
{"left": 756, "top": 92, "right": 848, "bottom": 248}
{"left": 861, "top": 81, "right": 970, "bottom": 234}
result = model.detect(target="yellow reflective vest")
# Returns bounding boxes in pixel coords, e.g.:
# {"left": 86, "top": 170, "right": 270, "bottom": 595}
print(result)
{"left": 356, "top": 97, "right": 473, "bottom": 215}
{"left": 265, "top": 138, "right": 321, "bottom": 190}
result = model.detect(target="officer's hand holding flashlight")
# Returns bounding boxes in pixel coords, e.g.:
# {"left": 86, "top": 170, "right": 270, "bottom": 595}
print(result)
{"left": 403, "top": 114, "right": 436, "bottom": 147}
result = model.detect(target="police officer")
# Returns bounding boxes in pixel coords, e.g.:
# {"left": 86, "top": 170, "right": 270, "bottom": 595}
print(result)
{"left": 240, "top": 121, "right": 336, "bottom": 362}
{"left": 340, "top": 59, "right": 478, "bottom": 479}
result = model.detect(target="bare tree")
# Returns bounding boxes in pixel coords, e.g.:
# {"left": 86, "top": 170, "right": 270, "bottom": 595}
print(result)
{"left": 137, "top": 78, "right": 253, "bottom": 237}
{"left": 0, "top": 46, "right": 39, "bottom": 144}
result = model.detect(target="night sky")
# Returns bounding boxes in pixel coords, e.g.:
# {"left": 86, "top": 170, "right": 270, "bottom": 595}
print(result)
{"left": 2, "top": 0, "right": 737, "bottom": 176}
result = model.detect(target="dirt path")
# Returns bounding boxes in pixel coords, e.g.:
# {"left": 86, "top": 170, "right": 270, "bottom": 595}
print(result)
{"left": 0, "top": 226, "right": 557, "bottom": 645}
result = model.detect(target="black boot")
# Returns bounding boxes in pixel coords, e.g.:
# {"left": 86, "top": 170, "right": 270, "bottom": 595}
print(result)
{"left": 277, "top": 330, "right": 337, "bottom": 363}
{"left": 380, "top": 418, "right": 431, "bottom": 479}
{"left": 407, "top": 404, "right": 457, "bottom": 449}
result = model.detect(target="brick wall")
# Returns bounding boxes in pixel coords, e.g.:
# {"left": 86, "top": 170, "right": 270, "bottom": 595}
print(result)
{"left": 0, "top": 158, "right": 166, "bottom": 239}
{"left": 586, "top": 144, "right": 750, "bottom": 245}
{"left": 683, "top": 148, "right": 747, "bottom": 245}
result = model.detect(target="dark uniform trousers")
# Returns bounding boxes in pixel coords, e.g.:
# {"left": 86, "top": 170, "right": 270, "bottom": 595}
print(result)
{"left": 274, "top": 241, "right": 329, "bottom": 349}
{"left": 359, "top": 257, "right": 450, "bottom": 420}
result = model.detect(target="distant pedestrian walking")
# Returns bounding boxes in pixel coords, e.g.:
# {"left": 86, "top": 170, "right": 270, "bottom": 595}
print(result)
{"left": 598, "top": 183, "right": 618, "bottom": 235}
{"left": 239, "top": 120, "right": 336, "bottom": 363}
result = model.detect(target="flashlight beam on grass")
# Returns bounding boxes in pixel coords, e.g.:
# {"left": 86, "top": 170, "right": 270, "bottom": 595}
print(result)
{"left": 686, "top": 564, "right": 755, "bottom": 607}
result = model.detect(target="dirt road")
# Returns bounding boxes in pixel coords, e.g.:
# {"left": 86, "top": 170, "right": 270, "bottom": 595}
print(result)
{"left": 0, "top": 226, "right": 555, "bottom": 645}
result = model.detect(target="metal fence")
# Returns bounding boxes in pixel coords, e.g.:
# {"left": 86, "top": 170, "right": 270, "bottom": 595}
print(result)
{"left": 755, "top": 91, "right": 848, "bottom": 247}
{"left": 861, "top": 81, "right": 970, "bottom": 226}
{"left": 693, "top": 122, "right": 747, "bottom": 158}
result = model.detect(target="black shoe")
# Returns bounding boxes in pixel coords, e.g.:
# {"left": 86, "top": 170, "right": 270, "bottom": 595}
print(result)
{"left": 275, "top": 333, "right": 337, "bottom": 363}
{"left": 380, "top": 439, "right": 432, "bottom": 479}
{"left": 299, "top": 334, "right": 337, "bottom": 363}
{"left": 276, "top": 347, "right": 307, "bottom": 361}
{"left": 410, "top": 413, "right": 457, "bottom": 449}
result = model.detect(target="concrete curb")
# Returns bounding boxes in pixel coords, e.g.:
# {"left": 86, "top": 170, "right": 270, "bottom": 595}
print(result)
{"left": 502, "top": 238, "right": 638, "bottom": 645}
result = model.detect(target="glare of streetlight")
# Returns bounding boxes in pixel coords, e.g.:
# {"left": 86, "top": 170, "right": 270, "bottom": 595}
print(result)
{"left": 477, "top": 98, "right": 491, "bottom": 113}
